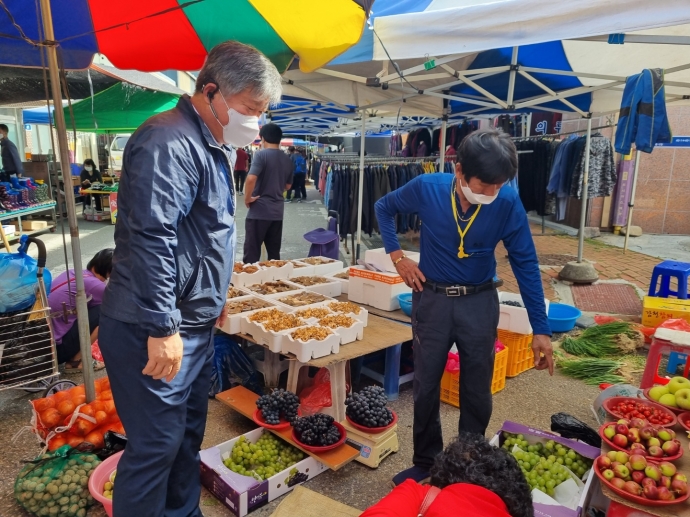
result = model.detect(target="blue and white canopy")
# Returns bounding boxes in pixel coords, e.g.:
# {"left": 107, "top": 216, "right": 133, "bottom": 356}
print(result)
{"left": 282, "top": 0, "right": 690, "bottom": 121}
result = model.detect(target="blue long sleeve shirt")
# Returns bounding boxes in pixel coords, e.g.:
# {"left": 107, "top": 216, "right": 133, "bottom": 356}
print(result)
{"left": 374, "top": 173, "right": 551, "bottom": 336}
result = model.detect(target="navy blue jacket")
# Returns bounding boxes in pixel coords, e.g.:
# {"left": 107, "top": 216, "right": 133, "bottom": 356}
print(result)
{"left": 102, "top": 95, "right": 236, "bottom": 337}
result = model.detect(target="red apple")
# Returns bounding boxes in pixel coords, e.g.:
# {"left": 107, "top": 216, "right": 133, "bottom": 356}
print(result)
{"left": 616, "top": 423, "right": 630, "bottom": 435}
{"left": 659, "top": 461, "right": 677, "bottom": 477}
{"left": 662, "top": 439, "right": 681, "bottom": 457}
{"left": 657, "top": 486, "right": 676, "bottom": 501}
{"left": 627, "top": 428, "right": 641, "bottom": 443}
{"left": 617, "top": 418, "right": 631, "bottom": 426}
{"left": 603, "top": 469, "right": 615, "bottom": 482}
{"left": 613, "top": 434, "right": 629, "bottom": 448}
{"left": 596, "top": 456, "right": 612, "bottom": 470}
{"left": 661, "top": 476, "right": 672, "bottom": 489}
{"left": 610, "top": 477, "right": 626, "bottom": 489}
{"left": 603, "top": 425, "right": 616, "bottom": 440}
{"left": 657, "top": 428, "right": 676, "bottom": 442}
{"left": 639, "top": 426, "right": 656, "bottom": 441}
{"left": 623, "top": 481, "right": 643, "bottom": 496}
{"left": 611, "top": 461, "right": 622, "bottom": 469}
{"left": 614, "top": 464, "right": 631, "bottom": 479}
{"left": 630, "top": 443, "right": 647, "bottom": 453}
{"left": 672, "top": 479, "right": 688, "bottom": 496}
{"left": 648, "top": 446, "right": 665, "bottom": 458}
{"left": 642, "top": 477, "right": 657, "bottom": 488}
{"left": 673, "top": 473, "right": 688, "bottom": 483}
{"left": 645, "top": 465, "right": 662, "bottom": 482}
{"left": 643, "top": 484, "right": 659, "bottom": 500}
{"left": 630, "top": 417, "right": 646, "bottom": 429}
{"left": 632, "top": 471, "right": 646, "bottom": 484}
{"left": 629, "top": 454, "right": 647, "bottom": 471}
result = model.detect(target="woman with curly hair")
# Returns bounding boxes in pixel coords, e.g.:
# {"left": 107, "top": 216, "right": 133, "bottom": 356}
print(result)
{"left": 361, "top": 433, "right": 533, "bottom": 517}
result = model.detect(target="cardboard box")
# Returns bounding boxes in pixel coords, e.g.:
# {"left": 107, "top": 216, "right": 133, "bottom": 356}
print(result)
{"left": 498, "top": 292, "right": 551, "bottom": 334}
{"left": 2, "top": 224, "right": 15, "bottom": 237}
{"left": 348, "top": 267, "right": 411, "bottom": 311}
{"left": 641, "top": 295, "right": 690, "bottom": 327}
{"left": 21, "top": 220, "right": 48, "bottom": 230}
{"left": 200, "top": 428, "right": 327, "bottom": 517}
{"left": 364, "top": 247, "right": 420, "bottom": 273}
{"left": 489, "top": 421, "right": 600, "bottom": 517}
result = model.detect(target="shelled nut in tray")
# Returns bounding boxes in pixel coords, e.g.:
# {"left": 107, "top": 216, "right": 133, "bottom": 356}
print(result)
{"left": 317, "top": 314, "right": 364, "bottom": 345}
{"left": 241, "top": 309, "right": 306, "bottom": 352}
{"left": 327, "top": 301, "right": 368, "bottom": 327}
{"left": 289, "top": 275, "right": 342, "bottom": 298}
{"left": 218, "top": 296, "right": 277, "bottom": 335}
{"left": 283, "top": 326, "right": 340, "bottom": 363}
{"left": 245, "top": 280, "right": 303, "bottom": 297}
{"left": 291, "top": 256, "right": 343, "bottom": 277}
{"left": 273, "top": 291, "right": 335, "bottom": 311}
{"left": 258, "top": 260, "right": 294, "bottom": 281}
{"left": 232, "top": 262, "right": 267, "bottom": 288}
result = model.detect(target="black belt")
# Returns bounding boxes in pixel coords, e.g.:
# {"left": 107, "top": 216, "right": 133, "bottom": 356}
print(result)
{"left": 423, "top": 279, "right": 503, "bottom": 297}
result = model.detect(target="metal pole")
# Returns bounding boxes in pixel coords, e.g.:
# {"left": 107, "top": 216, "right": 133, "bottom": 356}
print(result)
{"left": 439, "top": 119, "right": 447, "bottom": 172}
{"left": 507, "top": 47, "right": 519, "bottom": 108}
{"left": 577, "top": 117, "right": 593, "bottom": 263}
{"left": 355, "top": 114, "right": 366, "bottom": 261}
{"left": 623, "top": 150, "right": 641, "bottom": 253}
{"left": 39, "top": 0, "right": 96, "bottom": 402}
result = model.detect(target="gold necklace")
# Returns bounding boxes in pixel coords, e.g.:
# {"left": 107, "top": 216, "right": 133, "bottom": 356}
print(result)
{"left": 451, "top": 178, "right": 481, "bottom": 258}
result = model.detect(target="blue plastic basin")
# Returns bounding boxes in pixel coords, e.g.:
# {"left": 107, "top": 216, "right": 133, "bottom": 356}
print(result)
{"left": 397, "top": 293, "right": 413, "bottom": 316}
{"left": 548, "top": 303, "right": 582, "bottom": 333}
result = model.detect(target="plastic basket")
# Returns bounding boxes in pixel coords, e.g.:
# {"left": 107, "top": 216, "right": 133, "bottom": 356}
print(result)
{"left": 440, "top": 347, "right": 509, "bottom": 407}
{"left": 497, "top": 329, "right": 534, "bottom": 377}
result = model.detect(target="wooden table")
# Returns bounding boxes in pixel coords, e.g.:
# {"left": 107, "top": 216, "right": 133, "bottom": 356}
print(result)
{"left": 335, "top": 294, "right": 411, "bottom": 324}
{"left": 227, "top": 314, "right": 412, "bottom": 421}
{"left": 81, "top": 189, "right": 117, "bottom": 224}
{"left": 216, "top": 386, "right": 359, "bottom": 471}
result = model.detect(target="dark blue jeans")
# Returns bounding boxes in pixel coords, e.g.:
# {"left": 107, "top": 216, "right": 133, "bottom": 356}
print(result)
{"left": 99, "top": 315, "right": 214, "bottom": 517}
{"left": 411, "top": 287, "right": 499, "bottom": 470}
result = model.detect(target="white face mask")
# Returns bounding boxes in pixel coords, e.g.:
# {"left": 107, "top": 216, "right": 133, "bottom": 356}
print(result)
{"left": 0, "top": 133, "right": 4, "bottom": 140}
{"left": 460, "top": 177, "right": 499, "bottom": 205}
{"left": 85, "top": 166, "right": 93, "bottom": 172}
{"left": 213, "top": 91, "right": 260, "bottom": 147}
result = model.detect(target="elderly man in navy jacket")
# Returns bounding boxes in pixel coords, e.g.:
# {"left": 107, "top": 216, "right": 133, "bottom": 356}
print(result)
{"left": 99, "top": 42, "right": 282, "bottom": 517}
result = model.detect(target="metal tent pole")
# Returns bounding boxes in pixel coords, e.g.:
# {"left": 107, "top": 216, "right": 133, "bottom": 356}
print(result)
{"left": 577, "top": 117, "right": 593, "bottom": 263}
{"left": 623, "top": 150, "right": 641, "bottom": 253}
{"left": 39, "top": 0, "right": 96, "bottom": 402}
{"left": 355, "top": 114, "right": 366, "bottom": 260}
{"left": 438, "top": 98, "right": 448, "bottom": 171}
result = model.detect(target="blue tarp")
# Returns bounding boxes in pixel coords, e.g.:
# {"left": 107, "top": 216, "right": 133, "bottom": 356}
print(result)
{"left": 22, "top": 107, "right": 53, "bottom": 125}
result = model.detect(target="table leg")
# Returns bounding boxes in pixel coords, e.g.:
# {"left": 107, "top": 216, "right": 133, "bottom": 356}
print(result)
{"left": 262, "top": 349, "right": 285, "bottom": 388}
{"left": 324, "top": 361, "right": 347, "bottom": 422}
{"left": 287, "top": 359, "right": 306, "bottom": 393}
{"left": 383, "top": 343, "right": 402, "bottom": 401}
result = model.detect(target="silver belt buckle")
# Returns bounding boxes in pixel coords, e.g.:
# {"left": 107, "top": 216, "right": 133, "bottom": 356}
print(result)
{"left": 446, "top": 286, "right": 467, "bottom": 297}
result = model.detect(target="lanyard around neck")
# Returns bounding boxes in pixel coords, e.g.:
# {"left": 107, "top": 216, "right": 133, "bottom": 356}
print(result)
{"left": 450, "top": 178, "right": 481, "bottom": 259}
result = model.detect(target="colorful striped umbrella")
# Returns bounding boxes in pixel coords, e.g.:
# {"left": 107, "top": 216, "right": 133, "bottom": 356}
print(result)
{"left": 0, "top": 0, "right": 372, "bottom": 72}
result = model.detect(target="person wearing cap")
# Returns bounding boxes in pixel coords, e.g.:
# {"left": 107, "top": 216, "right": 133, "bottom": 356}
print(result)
{"left": 374, "top": 128, "right": 553, "bottom": 486}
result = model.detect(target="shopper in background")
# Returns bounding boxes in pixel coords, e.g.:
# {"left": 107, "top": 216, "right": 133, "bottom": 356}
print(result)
{"left": 375, "top": 129, "right": 552, "bottom": 486}
{"left": 99, "top": 41, "right": 282, "bottom": 517}
{"left": 48, "top": 249, "right": 113, "bottom": 372}
{"left": 80, "top": 158, "right": 104, "bottom": 212}
{"left": 234, "top": 146, "right": 250, "bottom": 195}
{"left": 360, "top": 433, "right": 533, "bottom": 517}
{"left": 243, "top": 122, "right": 293, "bottom": 263}
{"left": 0, "top": 123, "right": 24, "bottom": 182}
{"left": 286, "top": 145, "right": 307, "bottom": 202}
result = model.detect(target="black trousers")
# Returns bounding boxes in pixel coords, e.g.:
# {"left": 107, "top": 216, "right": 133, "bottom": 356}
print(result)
{"left": 83, "top": 193, "right": 103, "bottom": 211}
{"left": 243, "top": 219, "right": 283, "bottom": 263}
{"left": 287, "top": 173, "right": 307, "bottom": 200}
{"left": 235, "top": 170, "right": 247, "bottom": 193}
{"left": 411, "top": 286, "right": 499, "bottom": 470}
{"left": 57, "top": 305, "right": 101, "bottom": 364}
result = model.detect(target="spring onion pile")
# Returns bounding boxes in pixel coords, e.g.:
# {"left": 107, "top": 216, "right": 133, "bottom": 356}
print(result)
{"left": 561, "top": 322, "right": 637, "bottom": 358}
{"left": 557, "top": 358, "right": 624, "bottom": 385}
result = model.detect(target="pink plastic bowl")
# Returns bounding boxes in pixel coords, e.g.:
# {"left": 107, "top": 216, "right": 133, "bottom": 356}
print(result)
{"left": 88, "top": 451, "right": 122, "bottom": 517}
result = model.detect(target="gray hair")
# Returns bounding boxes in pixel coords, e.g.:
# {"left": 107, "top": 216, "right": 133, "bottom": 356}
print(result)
{"left": 195, "top": 41, "right": 283, "bottom": 105}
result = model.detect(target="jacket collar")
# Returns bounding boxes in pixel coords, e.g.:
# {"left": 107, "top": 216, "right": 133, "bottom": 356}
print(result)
{"left": 176, "top": 94, "right": 229, "bottom": 152}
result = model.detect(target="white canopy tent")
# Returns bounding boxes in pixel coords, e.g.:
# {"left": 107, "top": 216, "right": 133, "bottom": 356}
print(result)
{"left": 280, "top": 0, "right": 690, "bottom": 265}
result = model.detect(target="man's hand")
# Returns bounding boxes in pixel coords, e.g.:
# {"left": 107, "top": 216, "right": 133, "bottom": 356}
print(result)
{"left": 391, "top": 251, "right": 426, "bottom": 292}
{"left": 245, "top": 195, "right": 260, "bottom": 209}
{"left": 217, "top": 305, "right": 229, "bottom": 328}
{"left": 143, "top": 333, "right": 183, "bottom": 382}
{"left": 532, "top": 334, "right": 554, "bottom": 375}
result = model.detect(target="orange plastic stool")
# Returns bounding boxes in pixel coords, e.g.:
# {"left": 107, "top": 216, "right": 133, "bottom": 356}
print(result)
{"left": 640, "top": 328, "right": 690, "bottom": 389}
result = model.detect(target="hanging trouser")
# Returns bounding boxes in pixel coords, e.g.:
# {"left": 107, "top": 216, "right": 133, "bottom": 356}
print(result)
{"left": 411, "top": 286, "right": 499, "bottom": 470}
{"left": 99, "top": 314, "right": 214, "bottom": 517}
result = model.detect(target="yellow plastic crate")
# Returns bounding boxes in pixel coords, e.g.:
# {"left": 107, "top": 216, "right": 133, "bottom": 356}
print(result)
{"left": 440, "top": 347, "right": 509, "bottom": 407}
{"left": 497, "top": 329, "right": 534, "bottom": 377}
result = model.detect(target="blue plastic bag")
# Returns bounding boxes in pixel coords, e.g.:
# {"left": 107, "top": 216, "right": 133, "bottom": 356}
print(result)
{"left": 209, "top": 334, "right": 263, "bottom": 398}
{"left": 0, "top": 240, "right": 52, "bottom": 313}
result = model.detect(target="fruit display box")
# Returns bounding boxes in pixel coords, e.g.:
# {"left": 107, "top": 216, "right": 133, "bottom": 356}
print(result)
{"left": 363, "top": 247, "right": 420, "bottom": 274}
{"left": 291, "top": 257, "right": 344, "bottom": 277}
{"left": 348, "top": 268, "right": 411, "bottom": 312}
{"left": 489, "top": 421, "right": 601, "bottom": 517}
{"left": 200, "top": 428, "right": 327, "bottom": 517}
{"left": 217, "top": 296, "right": 282, "bottom": 336}
{"left": 498, "top": 292, "right": 551, "bottom": 334}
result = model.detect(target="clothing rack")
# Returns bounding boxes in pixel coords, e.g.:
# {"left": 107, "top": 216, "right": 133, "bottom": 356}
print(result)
{"left": 510, "top": 124, "right": 614, "bottom": 140}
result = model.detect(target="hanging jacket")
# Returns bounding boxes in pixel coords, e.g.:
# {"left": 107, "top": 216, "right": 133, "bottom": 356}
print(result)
{"left": 615, "top": 68, "right": 672, "bottom": 154}
{"left": 570, "top": 134, "right": 617, "bottom": 199}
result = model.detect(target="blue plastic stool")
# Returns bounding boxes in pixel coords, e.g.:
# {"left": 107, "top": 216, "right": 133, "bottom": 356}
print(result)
{"left": 667, "top": 352, "right": 688, "bottom": 374}
{"left": 649, "top": 260, "right": 690, "bottom": 299}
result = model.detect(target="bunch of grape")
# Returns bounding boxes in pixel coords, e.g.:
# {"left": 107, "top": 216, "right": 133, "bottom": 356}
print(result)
{"left": 255, "top": 389, "right": 300, "bottom": 425}
{"left": 501, "top": 433, "right": 593, "bottom": 495}
{"left": 345, "top": 386, "right": 394, "bottom": 428}
{"left": 293, "top": 414, "right": 342, "bottom": 446}
{"left": 223, "top": 434, "right": 305, "bottom": 481}
{"left": 285, "top": 467, "right": 309, "bottom": 487}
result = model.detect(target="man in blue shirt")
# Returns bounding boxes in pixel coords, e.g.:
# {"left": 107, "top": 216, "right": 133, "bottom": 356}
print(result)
{"left": 375, "top": 129, "right": 553, "bottom": 486}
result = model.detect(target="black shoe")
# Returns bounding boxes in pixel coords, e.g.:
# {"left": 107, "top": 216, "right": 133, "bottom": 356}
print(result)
{"left": 391, "top": 466, "right": 431, "bottom": 487}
